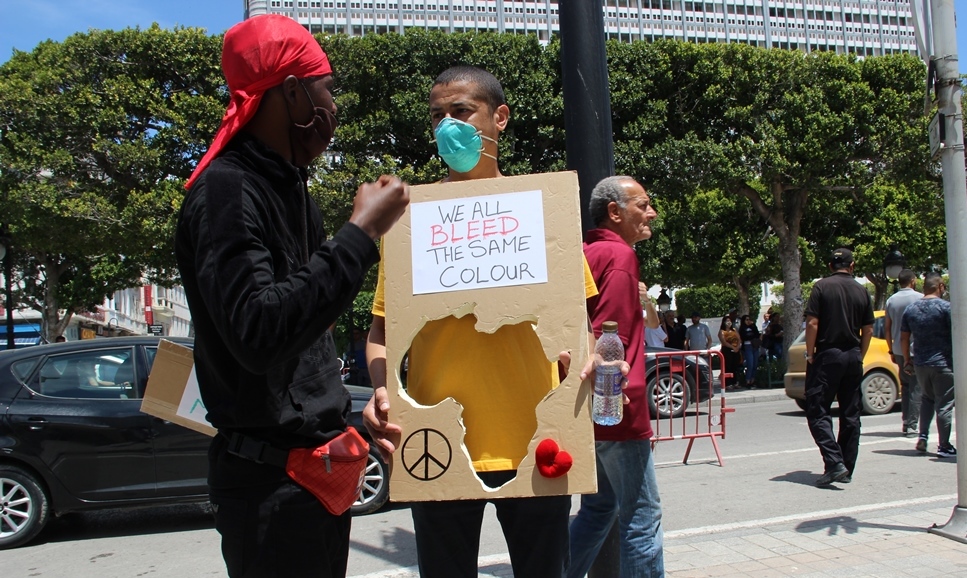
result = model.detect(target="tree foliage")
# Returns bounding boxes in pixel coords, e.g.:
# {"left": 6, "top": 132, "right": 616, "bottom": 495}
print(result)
{"left": 673, "top": 284, "right": 760, "bottom": 320}
{"left": 0, "top": 29, "right": 941, "bottom": 348}
{"left": 604, "top": 41, "right": 936, "bottom": 354}
{"left": 0, "top": 25, "right": 224, "bottom": 337}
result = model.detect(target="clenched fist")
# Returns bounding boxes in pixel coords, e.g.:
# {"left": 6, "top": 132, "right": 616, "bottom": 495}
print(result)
{"left": 350, "top": 175, "right": 410, "bottom": 240}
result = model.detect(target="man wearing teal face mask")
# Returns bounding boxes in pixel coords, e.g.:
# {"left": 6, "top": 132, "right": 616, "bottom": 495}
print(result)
{"left": 427, "top": 66, "right": 509, "bottom": 180}
{"left": 364, "top": 66, "right": 601, "bottom": 577}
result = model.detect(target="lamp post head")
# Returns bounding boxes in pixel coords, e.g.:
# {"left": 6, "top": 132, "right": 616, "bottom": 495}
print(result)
{"left": 883, "top": 247, "right": 905, "bottom": 281}
{"left": 656, "top": 288, "right": 672, "bottom": 312}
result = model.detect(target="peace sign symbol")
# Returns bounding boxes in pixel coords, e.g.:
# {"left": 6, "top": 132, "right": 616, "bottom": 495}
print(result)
{"left": 401, "top": 428, "right": 452, "bottom": 481}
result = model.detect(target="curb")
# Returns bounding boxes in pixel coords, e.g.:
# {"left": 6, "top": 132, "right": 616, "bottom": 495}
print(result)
{"left": 719, "top": 389, "right": 790, "bottom": 406}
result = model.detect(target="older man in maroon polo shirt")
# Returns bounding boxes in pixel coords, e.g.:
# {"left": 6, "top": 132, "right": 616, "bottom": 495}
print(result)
{"left": 568, "top": 176, "right": 664, "bottom": 578}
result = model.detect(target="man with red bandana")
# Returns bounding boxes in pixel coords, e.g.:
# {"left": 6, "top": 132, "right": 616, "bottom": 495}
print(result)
{"left": 175, "top": 15, "right": 408, "bottom": 577}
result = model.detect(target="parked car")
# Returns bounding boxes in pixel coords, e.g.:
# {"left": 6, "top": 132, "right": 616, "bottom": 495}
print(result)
{"left": 645, "top": 346, "right": 715, "bottom": 419}
{"left": 784, "top": 310, "right": 900, "bottom": 415}
{"left": 0, "top": 337, "right": 387, "bottom": 550}
{"left": 345, "top": 384, "right": 389, "bottom": 515}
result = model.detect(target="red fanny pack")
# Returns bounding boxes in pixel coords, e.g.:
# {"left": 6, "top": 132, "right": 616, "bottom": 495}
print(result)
{"left": 286, "top": 427, "right": 369, "bottom": 516}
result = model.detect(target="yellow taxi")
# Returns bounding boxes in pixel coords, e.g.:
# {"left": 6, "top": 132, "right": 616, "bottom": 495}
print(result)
{"left": 784, "top": 310, "right": 901, "bottom": 415}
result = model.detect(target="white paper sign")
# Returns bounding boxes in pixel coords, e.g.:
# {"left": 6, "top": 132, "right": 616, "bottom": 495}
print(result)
{"left": 175, "top": 366, "right": 211, "bottom": 427}
{"left": 410, "top": 190, "right": 548, "bottom": 295}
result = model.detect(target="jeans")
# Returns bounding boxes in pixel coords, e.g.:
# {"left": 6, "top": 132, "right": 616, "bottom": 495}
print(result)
{"left": 891, "top": 354, "right": 921, "bottom": 432}
{"left": 411, "top": 471, "right": 571, "bottom": 578}
{"left": 743, "top": 343, "right": 758, "bottom": 384}
{"left": 915, "top": 365, "right": 956, "bottom": 447}
{"left": 805, "top": 347, "right": 864, "bottom": 473}
{"left": 568, "top": 440, "right": 664, "bottom": 578}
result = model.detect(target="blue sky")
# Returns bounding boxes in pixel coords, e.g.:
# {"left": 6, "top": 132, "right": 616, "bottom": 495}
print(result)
{"left": 0, "top": 0, "right": 241, "bottom": 63}
{"left": 1, "top": 0, "right": 966, "bottom": 71}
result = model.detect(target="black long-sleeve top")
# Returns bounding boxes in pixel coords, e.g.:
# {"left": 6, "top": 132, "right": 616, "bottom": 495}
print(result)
{"left": 175, "top": 133, "right": 379, "bottom": 451}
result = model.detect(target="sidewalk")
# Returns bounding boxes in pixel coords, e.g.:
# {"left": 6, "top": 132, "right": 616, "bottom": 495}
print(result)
{"left": 717, "top": 384, "right": 790, "bottom": 406}
{"left": 659, "top": 387, "right": 967, "bottom": 577}
{"left": 663, "top": 497, "right": 967, "bottom": 577}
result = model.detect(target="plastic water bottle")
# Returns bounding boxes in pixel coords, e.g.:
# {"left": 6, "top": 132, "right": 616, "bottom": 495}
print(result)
{"left": 593, "top": 321, "right": 624, "bottom": 426}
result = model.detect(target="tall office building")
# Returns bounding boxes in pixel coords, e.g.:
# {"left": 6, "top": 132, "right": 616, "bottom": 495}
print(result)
{"left": 245, "top": 0, "right": 919, "bottom": 57}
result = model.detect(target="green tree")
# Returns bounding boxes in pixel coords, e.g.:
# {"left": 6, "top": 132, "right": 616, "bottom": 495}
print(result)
{"left": 673, "top": 284, "right": 759, "bottom": 320}
{"left": 607, "top": 42, "right": 935, "bottom": 356}
{"left": 0, "top": 26, "right": 225, "bottom": 338}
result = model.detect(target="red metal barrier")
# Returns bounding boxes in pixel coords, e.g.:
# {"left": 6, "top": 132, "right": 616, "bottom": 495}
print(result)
{"left": 647, "top": 349, "right": 735, "bottom": 466}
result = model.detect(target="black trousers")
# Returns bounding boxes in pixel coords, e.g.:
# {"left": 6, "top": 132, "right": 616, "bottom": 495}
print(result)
{"left": 411, "top": 471, "right": 571, "bottom": 578}
{"left": 208, "top": 442, "right": 351, "bottom": 578}
{"left": 805, "top": 347, "right": 864, "bottom": 473}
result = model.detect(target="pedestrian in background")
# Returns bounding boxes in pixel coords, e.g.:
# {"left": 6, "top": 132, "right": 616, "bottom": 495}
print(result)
{"left": 718, "top": 317, "right": 742, "bottom": 390}
{"left": 738, "top": 314, "right": 761, "bottom": 388}
{"left": 666, "top": 312, "right": 687, "bottom": 350}
{"left": 641, "top": 282, "right": 666, "bottom": 348}
{"left": 570, "top": 175, "right": 665, "bottom": 578}
{"left": 764, "top": 310, "right": 784, "bottom": 359}
{"left": 884, "top": 269, "right": 923, "bottom": 437}
{"left": 684, "top": 312, "right": 712, "bottom": 351}
{"left": 804, "top": 248, "right": 874, "bottom": 486}
{"left": 901, "top": 272, "right": 956, "bottom": 458}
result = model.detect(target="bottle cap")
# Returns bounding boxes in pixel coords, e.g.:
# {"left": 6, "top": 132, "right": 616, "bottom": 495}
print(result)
{"left": 602, "top": 321, "right": 618, "bottom": 332}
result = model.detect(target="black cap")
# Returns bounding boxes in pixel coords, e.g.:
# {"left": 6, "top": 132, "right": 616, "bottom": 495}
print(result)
{"left": 829, "top": 247, "right": 853, "bottom": 266}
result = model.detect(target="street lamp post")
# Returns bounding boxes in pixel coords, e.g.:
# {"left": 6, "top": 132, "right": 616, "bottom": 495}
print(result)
{"left": 0, "top": 227, "right": 13, "bottom": 351}
{"left": 883, "top": 247, "right": 906, "bottom": 295}
{"left": 656, "top": 288, "right": 672, "bottom": 313}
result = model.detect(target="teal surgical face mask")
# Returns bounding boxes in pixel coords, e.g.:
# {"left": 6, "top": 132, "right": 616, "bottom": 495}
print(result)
{"left": 433, "top": 117, "right": 497, "bottom": 173}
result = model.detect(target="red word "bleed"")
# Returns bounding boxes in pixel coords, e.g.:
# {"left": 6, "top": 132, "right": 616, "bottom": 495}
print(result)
{"left": 430, "top": 217, "right": 520, "bottom": 246}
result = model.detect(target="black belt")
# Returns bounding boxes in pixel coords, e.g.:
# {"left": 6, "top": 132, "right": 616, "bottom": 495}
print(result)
{"left": 222, "top": 431, "right": 289, "bottom": 469}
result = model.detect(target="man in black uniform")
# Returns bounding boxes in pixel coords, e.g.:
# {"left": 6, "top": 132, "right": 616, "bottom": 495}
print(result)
{"left": 175, "top": 15, "right": 409, "bottom": 578}
{"left": 804, "top": 248, "right": 874, "bottom": 486}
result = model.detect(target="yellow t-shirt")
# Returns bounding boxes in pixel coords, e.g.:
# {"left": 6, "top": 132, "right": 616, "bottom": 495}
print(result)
{"left": 372, "top": 251, "right": 597, "bottom": 472}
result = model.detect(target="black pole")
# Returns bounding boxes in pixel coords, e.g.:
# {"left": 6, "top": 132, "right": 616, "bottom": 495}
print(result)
{"left": 3, "top": 235, "right": 13, "bottom": 351}
{"left": 560, "top": 1, "right": 619, "bottom": 576}
{"left": 560, "top": 0, "right": 616, "bottom": 234}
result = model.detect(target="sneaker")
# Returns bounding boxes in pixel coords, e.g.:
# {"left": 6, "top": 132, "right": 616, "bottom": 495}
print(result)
{"left": 916, "top": 438, "right": 927, "bottom": 452}
{"left": 938, "top": 445, "right": 957, "bottom": 458}
{"left": 816, "top": 463, "right": 850, "bottom": 486}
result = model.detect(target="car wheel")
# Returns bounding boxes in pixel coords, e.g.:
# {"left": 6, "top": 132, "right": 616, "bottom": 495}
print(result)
{"left": 0, "top": 465, "right": 50, "bottom": 550}
{"left": 352, "top": 447, "right": 389, "bottom": 516}
{"left": 649, "top": 373, "right": 690, "bottom": 419}
{"left": 795, "top": 398, "right": 808, "bottom": 411}
{"left": 861, "top": 370, "right": 897, "bottom": 415}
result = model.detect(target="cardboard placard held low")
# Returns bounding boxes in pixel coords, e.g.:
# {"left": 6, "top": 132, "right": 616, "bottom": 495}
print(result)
{"left": 383, "top": 171, "right": 596, "bottom": 502}
{"left": 141, "top": 339, "right": 216, "bottom": 437}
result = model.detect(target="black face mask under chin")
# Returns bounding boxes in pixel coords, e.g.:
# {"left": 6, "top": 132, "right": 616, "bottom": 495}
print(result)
{"left": 288, "top": 81, "right": 338, "bottom": 165}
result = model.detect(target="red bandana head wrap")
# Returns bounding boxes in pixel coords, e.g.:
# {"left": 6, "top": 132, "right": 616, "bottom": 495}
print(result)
{"left": 186, "top": 15, "right": 333, "bottom": 189}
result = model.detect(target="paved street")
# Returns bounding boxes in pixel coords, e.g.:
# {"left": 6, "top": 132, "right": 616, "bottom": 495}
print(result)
{"left": 1, "top": 393, "right": 964, "bottom": 577}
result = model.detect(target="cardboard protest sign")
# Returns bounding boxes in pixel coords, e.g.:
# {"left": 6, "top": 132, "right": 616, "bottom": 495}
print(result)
{"left": 141, "top": 339, "right": 216, "bottom": 437}
{"left": 382, "top": 171, "right": 596, "bottom": 502}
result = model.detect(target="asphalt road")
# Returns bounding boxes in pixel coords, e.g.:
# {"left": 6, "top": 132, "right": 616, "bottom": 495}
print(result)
{"left": 0, "top": 398, "right": 958, "bottom": 577}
